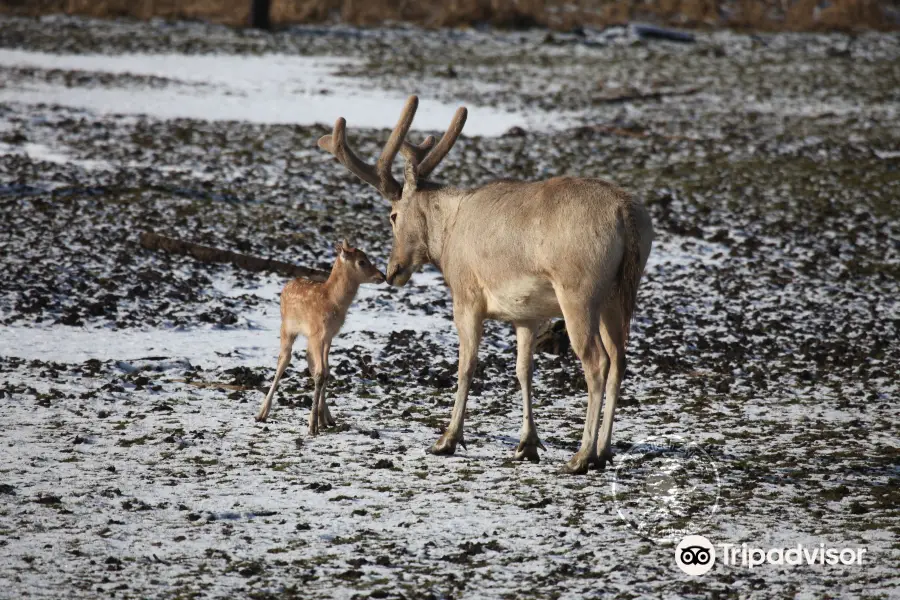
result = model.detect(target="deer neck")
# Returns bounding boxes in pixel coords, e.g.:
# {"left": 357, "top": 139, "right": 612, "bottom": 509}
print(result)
{"left": 323, "top": 260, "right": 360, "bottom": 311}
{"left": 421, "top": 187, "right": 463, "bottom": 270}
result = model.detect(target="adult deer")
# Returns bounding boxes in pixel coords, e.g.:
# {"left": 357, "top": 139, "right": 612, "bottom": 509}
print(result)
{"left": 318, "top": 96, "right": 653, "bottom": 473}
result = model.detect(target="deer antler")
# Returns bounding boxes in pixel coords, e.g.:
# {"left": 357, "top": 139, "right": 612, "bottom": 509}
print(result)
{"left": 318, "top": 95, "right": 420, "bottom": 202}
{"left": 402, "top": 135, "right": 436, "bottom": 165}
{"left": 417, "top": 106, "right": 467, "bottom": 180}
{"left": 318, "top": 96, "right": 467, "bottom": 196}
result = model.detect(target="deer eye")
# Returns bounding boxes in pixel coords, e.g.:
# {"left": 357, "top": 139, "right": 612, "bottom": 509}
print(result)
{"left": 357, "top": 260, "right": 365, "bottom": 267}
{"left": 390, "top": 213, "right": 398, "bottom": 225}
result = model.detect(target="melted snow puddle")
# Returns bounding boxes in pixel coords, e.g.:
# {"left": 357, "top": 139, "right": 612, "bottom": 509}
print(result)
{"left": 0, "top": 49, "right": 538, "bottom": 135}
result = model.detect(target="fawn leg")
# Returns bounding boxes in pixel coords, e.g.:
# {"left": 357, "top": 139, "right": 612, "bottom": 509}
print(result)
{"left": 307, "top": 337, "right": 325, "bottom": 436}
{"left": 256, "top": 326, "right": 297, "bottom": 422}
{"left": 318, "top": 339, "right": 336, "bottom": 428}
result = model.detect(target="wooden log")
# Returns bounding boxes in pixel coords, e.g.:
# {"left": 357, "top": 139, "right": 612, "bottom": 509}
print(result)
{"left": 580, "top": 124, "right": 693, "bottom": 142}
{"left": 139, "top": 231, "right": 328, "bottom": 281}
{"left": 592, "top": 85, "right": 702, "bottom": 105}
{"left": 631, "top": 23, "right": 696, "bottom": 43}
{"left": 168, "top": 378, "right": 264, "bottom": 392}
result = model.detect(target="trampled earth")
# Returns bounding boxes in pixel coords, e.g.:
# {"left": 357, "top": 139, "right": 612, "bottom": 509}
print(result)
{"left": 0, "top": 16, "right": 898, "bottom": 599}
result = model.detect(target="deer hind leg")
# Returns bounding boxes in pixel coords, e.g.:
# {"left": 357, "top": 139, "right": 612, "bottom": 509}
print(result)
{"left": 513, "top": 320, "right": 546, "bottom": 463}
{"left": 596, "top": 309, "right": 627, "bottom": 469}
{"left": 429, "top": 303, "right": 483, "bottom": 455}
{"left": 317, "top": 338, "right": 335, "bottom": 429}
{"left": 558, "top": 294, "right": 609, "bottom": 475}
{"left": 307, "top": 336, "right": 326, "bottom": 436}
{"left": 256, "top": 326, "right": 297, "bottom": 422}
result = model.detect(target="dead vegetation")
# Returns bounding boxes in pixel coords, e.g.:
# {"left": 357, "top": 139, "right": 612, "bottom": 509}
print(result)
{"left": 0, "top": 0, "right": 895, "bottom": 31}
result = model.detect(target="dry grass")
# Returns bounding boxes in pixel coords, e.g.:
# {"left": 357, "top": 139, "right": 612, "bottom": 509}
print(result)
{"left": 0, "top": 0, "right": 895, "bottom": 31}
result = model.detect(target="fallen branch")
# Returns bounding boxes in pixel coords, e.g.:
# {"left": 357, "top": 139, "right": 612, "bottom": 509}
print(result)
{"left": 168, "top": 378, "right": 264, "bottom": 392}
{"left": 139, "top": 231, "right": 328, "bottom": 281}
{"left": 574, "top": 124, "right": 693, "bottom": 142}
{"left": 592, "top": 85, "right": 703, "bottom": 105}
{"left": 631, "top": 23, "right": 696, "bottom": 43}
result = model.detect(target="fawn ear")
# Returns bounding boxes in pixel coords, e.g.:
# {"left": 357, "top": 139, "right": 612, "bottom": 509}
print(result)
{"left": 341, "top": 238, "right": 352, "bottom": 252}
{"left": 335, "top": 241, "right": 344, "bottom": 257}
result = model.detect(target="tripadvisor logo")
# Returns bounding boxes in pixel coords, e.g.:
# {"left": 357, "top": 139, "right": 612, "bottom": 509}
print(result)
{"left": 675, "top": 535, "right": 868, "bottom": 576}
{"left": 676, "top": 535, "right": 715, "bottom": 576}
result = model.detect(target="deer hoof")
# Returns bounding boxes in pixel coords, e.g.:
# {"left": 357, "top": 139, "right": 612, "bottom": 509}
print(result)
{"left": 563, "top": 453, "right": 592, "bottom": 475}
{"left": 596, "top": 448, "right": 614, "bottom": 471}
{"left": 428, "top": 432, "right": 462, "bottom": 456}
{"left": 317, "top": 412, "right": 335, "bottom": 429}
{"left": 513, "top": 439, "right": 543, "bottom": 463}
{"left": 317, "top": 402, "right": 336, "bottom": 428}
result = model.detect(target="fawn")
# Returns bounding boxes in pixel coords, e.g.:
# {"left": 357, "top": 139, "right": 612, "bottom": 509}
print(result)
{"left": 255, "top": 240, "right": 385, "bottom": 434}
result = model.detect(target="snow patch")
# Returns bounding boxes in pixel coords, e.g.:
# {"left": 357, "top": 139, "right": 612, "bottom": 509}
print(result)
{"left": 0, "top": 49, "right": 538, "bottom": 136}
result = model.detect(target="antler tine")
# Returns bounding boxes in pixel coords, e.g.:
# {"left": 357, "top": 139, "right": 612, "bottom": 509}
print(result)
{"left": 418, "top": 106, "right": 468, "bottom": 179}
{"left": 375, "top": 95, "right": 420, "bottom": 200}
{"left": 401, "top": 135, "right": 436, "bottom": 166}
{"left": 317, "top": 117, "right": 383, "bottom": 192}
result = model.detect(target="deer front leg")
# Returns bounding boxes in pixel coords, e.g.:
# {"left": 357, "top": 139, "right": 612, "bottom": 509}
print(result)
{"left": 316, "top": 340, "right": 336, "bottom": 429}
{"left": 429, "top": 304, "right": 483, "bottom": 455}
{"left": 307, "top": 338, "right": 325, "bottom": 436}
{"left": 513, "top": 321, "right": 546, "bottom": 463}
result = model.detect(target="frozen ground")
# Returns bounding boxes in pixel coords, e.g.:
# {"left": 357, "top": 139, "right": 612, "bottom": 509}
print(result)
{"left": 0, "top": 15, "right": 898, "bottom": 600}
{"left": 0, "top": 49, "right": 538, "bottom": 135}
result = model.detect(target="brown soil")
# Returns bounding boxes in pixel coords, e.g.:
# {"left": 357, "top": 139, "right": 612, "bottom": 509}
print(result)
{"left": 0, "top": 0, "right": 895, "bottom": 31}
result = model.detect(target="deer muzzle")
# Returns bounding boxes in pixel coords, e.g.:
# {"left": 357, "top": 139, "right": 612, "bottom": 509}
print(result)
{"left": 386, "top": 263, "right": 412, "bottom": 287}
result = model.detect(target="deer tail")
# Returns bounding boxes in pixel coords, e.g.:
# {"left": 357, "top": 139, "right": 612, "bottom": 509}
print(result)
{"left": 618, "top": 199, "right": 644, "bottom": 345}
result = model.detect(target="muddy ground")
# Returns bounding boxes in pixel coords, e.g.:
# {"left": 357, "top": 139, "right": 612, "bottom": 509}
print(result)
{"left": 0, "top": 16, "right": 898, "bottom": 600}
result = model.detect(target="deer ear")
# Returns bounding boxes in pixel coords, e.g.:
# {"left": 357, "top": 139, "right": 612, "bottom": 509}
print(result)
{"left": 341, "top": 238, "right": 352, "bottom": 251}
{"left": 335, "top": 242, "right": 344, "bottom": 257}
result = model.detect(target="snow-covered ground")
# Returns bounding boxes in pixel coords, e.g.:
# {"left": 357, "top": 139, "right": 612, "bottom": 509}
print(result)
{"left": 0, "top": 48, "right": 544, "bottom": 135}
{"left": 0, "top": 16, "right": 898, "bottom": 600}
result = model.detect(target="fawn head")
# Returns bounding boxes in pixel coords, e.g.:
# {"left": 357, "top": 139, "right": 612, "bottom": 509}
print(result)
{"left": 335, "top": 239, "right": 385, "bottom": 285}
{"left": 318, "top": 96, "right": 467, "bottom": 287}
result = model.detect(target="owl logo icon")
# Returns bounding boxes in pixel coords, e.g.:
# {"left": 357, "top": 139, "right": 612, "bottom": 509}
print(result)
{"left": 676, "top": 535, "right": 715, "bottom": 575}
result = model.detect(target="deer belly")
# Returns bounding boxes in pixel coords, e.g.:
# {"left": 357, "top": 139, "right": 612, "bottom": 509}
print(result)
{"left": 483, "top": 276, "right": 561, "bottom": 321}
{"left": 284, "top": 317, "right": 312, "bottom": 338}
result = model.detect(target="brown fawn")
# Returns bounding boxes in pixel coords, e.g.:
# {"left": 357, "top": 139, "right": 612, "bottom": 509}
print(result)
{"left": 255, "top": 240, "right": 385, "bottom": 434}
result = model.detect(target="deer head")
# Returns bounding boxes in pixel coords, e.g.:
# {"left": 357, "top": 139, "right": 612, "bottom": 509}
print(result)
{"left": 318, "top": 96, "right": 467, "bottom": 287}
{"left": 335, "top": 238, "right": 386, "bottom": 285}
